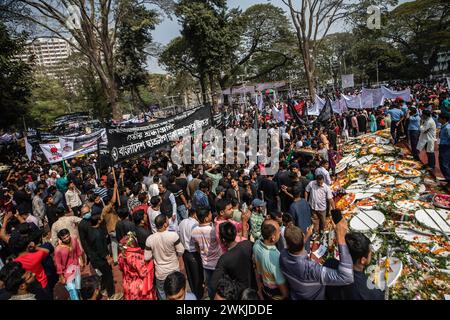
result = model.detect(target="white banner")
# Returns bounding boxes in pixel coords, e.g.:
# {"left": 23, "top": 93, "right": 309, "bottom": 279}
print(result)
{"left": 331, "top": 98, "right": 347, "bottom": 114}
{"left": 342, "top": 94, "right": 361, "bottom": 109}
{"left": 381, "top": 86, "right": 411, "bottom": 102}
{"left": 342, "top": 74, "right": 354, "bottom": 88}
{"left": 59, "top": 129, "right": 107, "bottom": 160}
{"left": 40, "top": 143, "right": 63, "bottom": 164}
{"left": 24, "top": 137, "right": 33, "bottom": 161}
{"left": 361, "top": 88, "right": 385, "bottom": 107}
{"left": 307, "top": 95, "right": 324, "bottom": 116}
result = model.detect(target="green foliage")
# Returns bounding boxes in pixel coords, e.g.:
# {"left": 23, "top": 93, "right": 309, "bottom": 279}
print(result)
{"left": 28, "top": 74, "right": 78, "bottom": 126}
{"left": 0, "top": 22, "right": 33, "bottom": 129}
{"left": 384, "top": 0, "right": 450, "bottom": 75}
{"left": 116, "top": 0, "right": 159, "bottom": 104}
{"left": 175, "top": 0, "right": 236, "bottom": 75}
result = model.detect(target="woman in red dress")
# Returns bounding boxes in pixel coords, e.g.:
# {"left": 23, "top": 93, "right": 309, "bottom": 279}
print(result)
{"left": 118, "top": 232, "right": 157, "bottom": 300}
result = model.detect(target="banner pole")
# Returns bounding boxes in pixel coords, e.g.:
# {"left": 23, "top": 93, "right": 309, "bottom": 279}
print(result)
{"left": 111, "top": 166, "right": 121, "bottom": 207}
{"left": 62, "top": 160, "right": 67, "bottom": 176}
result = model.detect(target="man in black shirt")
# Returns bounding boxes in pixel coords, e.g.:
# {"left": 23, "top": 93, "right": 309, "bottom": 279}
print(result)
{"left": 13, "top": 179, "right": 32, "bottom": 214}
{"left": 44, "top": 195, "right": 58, "bottom": 229}
{"left": 326, "top": 232, "right": 384, "bottom": 300}
{"left": 168, "top": 175, "right": 189, "bottom": 223}
{"left": 211, "top": 222, "right": 257, "bottom": 296}
{"left": 85, "top": 213, "right": 122, "bottom": 300}
{"left": 132, "top": 210, "right": 152, "bottom": 250}
{"left": 225, "top": 177, "right": 245, "bottom": 206}
{"left": 275, "top": 162, "right": 293, "bottom": 212}
{"left": 258, "top": 175, "right": 279, "bottom": 212}
{"left": 115, "top": 207, "right": 136, "bottom": 244}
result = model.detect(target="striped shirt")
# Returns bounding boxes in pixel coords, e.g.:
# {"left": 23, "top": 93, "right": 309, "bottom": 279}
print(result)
{"left": 93, "top": 187, "right": 108, "bottom": 200}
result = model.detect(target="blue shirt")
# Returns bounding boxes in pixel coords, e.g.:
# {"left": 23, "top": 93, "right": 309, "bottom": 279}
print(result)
{"left": 401, "top": 105, "right": 408, "bottom": 115}
{"left": 288, "top": 199, "right": 312, "bottom": 251}
{"left": 440, "top": 122, "right": 450, "bottom": 145}
{"left": 408, "top": 114, "right": 421, "bottom": 131}
{"left": 385, "top": 108, "right": 403, "bottom": 122}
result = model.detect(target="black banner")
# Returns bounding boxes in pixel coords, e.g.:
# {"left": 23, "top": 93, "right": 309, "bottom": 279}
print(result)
{"left": 213, "top": 113, "right": 223, "bottom": 128}
{"left": 106, "top": 106, "right": 212, "bottom": 163}
{"left": 54, "top": 112, "right": 90, "bottom": 126}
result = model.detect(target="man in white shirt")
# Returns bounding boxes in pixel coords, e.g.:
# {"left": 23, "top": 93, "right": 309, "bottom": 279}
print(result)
{"left": 417, "top": 110, "right": 437, "bottom": 170}
{"left": 144, "top": 214, "right": 185, "bottom": 300}
{"left": 305, "top": 175, "right": 335, "bottom": 235}
{"left": 314, "top": 160, "right": 332, "bottom": 186}
{"left": 178, "top": 208, "right": 204, "bottom": 300}
{"left": 148, "top": 176, "right": 160, "bottom": 198}
{"left": 65, "top": 181, "right": 82, "bottom": 216}
{"left": 147, "top": 196, "right": 162, "bottom": 234}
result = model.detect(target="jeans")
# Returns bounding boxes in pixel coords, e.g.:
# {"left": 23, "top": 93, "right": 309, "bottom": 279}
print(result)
{"left": 177, "top": 205, "right": 188, "bottom": 223}
{"left": 409, "top": 130, "right": 420, "bottom": 159}
{"left": 204, "top": 268, "right": 215, "bottom": 299}
{"left": 65, "top": 282, "right": 80, "bottom": 300}
{"left": 65, "top": 267, "right": 81, "bottom": 300}
{"left": 391, "top": 121, "right": 400, "bottom": 144}
{"left": 155, "top": 278, "right": 166, "bottom": 300}
{"left": 439, "top": 144, "right": 450, "bottom": 181}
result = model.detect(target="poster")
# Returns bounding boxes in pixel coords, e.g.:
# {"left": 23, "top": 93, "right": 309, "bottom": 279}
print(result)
{"left": 59, "top": 129, "right": 107, "bottom": 160}
{"left": 341, "top": 74, "right": 355, "bottom": 88}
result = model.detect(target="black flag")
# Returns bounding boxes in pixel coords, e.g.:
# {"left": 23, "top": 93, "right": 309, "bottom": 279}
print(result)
{"left": 315, "top": 97, "right": 332, "bottom": 124}
{"left": 287, "top": 98, "right": 307, "bottom": 126}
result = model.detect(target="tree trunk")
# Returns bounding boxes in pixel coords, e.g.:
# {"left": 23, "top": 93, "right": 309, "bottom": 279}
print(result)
{"left": 209, "top": 71, "right": 218, "bottom": 110}
{"left": 303, "top": 51, "right": 316, "bottom": 101}
{"left": 106, "top": 82, "right": 121, "bottom": 120}
{"left": 200, "top": 73, "right": 208, "bottom": 105}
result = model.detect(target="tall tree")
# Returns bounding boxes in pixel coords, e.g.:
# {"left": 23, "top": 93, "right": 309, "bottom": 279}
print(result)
{"left": 175, "top": 0, "right": 238, "bottom": 107}
{"left": 115, "top": 0, "right": 158, "bottom": 112}
{"left": 384, "top": 0, "right": 450, "bottom": 76}
{"left": 283, "top": 0, "right": 349, "bottom": 99}
{"left": 5, "top": 0, "right": 172, "bottom": 120}
{"left": 219, "top": 3, "right": 296, "bottom": 88}
{"left": 0, "top": 22, "right": 33, "bottom": 129}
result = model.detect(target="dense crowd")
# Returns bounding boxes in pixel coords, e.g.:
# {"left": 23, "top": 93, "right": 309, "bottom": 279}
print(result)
{"left": 0, "top": 81, "right": 449, "bottom": 301}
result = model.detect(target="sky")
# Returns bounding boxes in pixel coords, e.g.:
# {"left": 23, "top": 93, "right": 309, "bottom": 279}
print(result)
{"left": 147, "top": 0, "right": 409, "bottom": 74}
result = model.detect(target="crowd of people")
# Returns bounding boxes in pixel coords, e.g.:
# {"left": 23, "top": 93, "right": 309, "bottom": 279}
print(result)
{"left": 0, "top": 80, "right": 449, "bottom": 301}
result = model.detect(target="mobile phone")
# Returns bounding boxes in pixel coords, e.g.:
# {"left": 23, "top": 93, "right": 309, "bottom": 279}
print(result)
{"left": 331, "top": 209, "right": 343, "bottom": 225}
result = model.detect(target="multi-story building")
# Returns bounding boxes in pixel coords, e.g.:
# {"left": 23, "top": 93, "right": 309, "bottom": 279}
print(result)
{"left": 433, "top": 51, "right": 450, "bottom": 74}
{"left": 16, "top": 37, "right": 76, "bottom": 89}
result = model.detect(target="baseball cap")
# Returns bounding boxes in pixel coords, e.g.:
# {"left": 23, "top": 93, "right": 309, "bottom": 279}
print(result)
{"left": 252, "top": 199, "right": 266, "bottom": 208}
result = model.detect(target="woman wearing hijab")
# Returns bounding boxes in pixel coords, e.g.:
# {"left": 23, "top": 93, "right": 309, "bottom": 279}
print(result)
{"left": 118, "top": 232, "right": 157, "bottom": 300}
